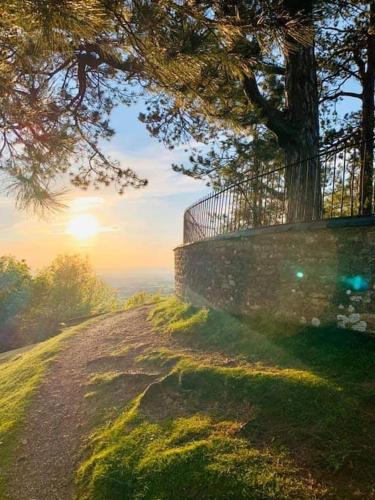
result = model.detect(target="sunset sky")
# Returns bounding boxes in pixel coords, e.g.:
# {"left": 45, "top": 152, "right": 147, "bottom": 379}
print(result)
{"left": 0, "top": 102, "right": 209, "bottom": 273}
{"left": 0, "top": 86, "right": 358, "bottom": 275}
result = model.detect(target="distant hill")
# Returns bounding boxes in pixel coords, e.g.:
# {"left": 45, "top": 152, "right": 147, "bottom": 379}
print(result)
{"left": 101, "top": 268, "right": 174, "bottom": 300}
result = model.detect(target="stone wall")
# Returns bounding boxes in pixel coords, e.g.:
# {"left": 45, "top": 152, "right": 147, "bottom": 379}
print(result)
{"left": 174, "top": 217, "right": 375, "bottom": 332}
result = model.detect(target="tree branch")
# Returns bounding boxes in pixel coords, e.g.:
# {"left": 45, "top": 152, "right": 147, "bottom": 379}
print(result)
{"left": 255, "top": 62, "right": 285, "bottom": 75}
{"left": 242, "top": 75, "right": 296, "bottom": 146}
{"left": 320, "top": 90, "right": 362, "bottom": 103}
{"left": 83, "top": 43, "right": 144, "bottom": 77}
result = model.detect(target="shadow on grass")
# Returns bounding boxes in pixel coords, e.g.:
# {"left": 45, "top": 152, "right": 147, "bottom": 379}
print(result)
{"left": 276, "top": 324, "right": 375, "bottom": 384}
{"left": 151, "top": 299, "right": 375, "bottom": 385}
{"left": 149, "top": 299, "right": 375, "bottom": 480}
{"left": 77, "top": 352, "right": 368, "bottom": 500}
{"left": 76, "top": 300, "right": 375, "bottom": 499}
{"left": 138, "top": 359, "right": 360, "bottom": 471}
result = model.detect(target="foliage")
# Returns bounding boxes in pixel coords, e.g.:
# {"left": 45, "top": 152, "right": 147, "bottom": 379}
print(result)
{"left": 317, "top": 1, "right": 374, "bottom": 214}
{"left": 0, "top": 0, "right": 148, "bottom": 212}
{"left": 0, "top": 256, "right": 32, "bottom": 331}
{"left": 0, "top": 254, "right": 119, "bottom": 349}
{"left": 318, "top": 1, "right": 372, "bottom": 139}
{"left": 132, "top": 0, "right": 315, "bottom": 181}
{"left": 76, "top": 297, "right": 375, "bottom": 498}
{"left": 1, "top": 0, "right": 370, "bottom": 211}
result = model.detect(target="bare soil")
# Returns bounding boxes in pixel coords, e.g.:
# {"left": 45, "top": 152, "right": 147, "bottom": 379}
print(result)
{"left": 4, "top": 306, "right": 165, "bottom": 500}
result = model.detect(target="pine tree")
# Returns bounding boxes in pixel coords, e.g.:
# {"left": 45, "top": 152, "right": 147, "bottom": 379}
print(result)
{"left": 318, "top": 0, "right": 374, "bottom": 215}
{"left": 118, "top": 0, "right": 323, "bottom": 221}
{"left": 0, "top": 0, "right": 370, "bottom": 222}
{"left": 0, "top": 0, "right": 147, "bottom": 212}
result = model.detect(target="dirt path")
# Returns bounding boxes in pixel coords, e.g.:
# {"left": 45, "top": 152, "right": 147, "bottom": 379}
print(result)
{"left": 4, "top": 306, "right": 162, "bottom": 500}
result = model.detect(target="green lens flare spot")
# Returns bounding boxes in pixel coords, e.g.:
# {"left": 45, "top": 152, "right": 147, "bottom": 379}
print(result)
{"left": 296, "top": 271, "right": 304, "bottom": 279}
{"left": 341, "top": 275, "right": 369, "bottom": 291}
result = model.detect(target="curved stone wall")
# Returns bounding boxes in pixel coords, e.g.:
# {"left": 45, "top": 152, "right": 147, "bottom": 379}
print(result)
{"left": 174, "top": 217, "right": 375, "bottom": 332}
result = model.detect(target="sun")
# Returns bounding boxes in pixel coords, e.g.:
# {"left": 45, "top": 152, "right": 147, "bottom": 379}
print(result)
{"left": 67, "top": 214, "right": 99, "bottom": 240}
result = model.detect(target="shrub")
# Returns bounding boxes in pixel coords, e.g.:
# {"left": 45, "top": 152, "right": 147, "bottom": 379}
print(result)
{"left": 0, "top": 257, "right": 32, "bottom": 350}
{"left": 0, "top": 254, "right": 120, "bottom": 348}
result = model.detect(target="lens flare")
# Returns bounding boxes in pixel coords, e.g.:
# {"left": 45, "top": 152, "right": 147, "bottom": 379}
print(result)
{"left": 341, "top": 275, "right": 369, "bottom": 291}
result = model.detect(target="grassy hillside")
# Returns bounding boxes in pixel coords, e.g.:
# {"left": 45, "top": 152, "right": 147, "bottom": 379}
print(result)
{"left": 0, "top": 317, "right": 103, "bottom": 496}
{"left": 1, "top": 298, "right": 374, "bottom": 498}
{"left": 76, "top": 298, "right": 375, "bottom": 499}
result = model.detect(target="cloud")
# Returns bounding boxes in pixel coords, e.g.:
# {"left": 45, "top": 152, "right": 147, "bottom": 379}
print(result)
{"left": 0, "top": 125, "right": 209, "bottom": 269}
{"left": 0, "top": 196, "right": 13, "bottom": 206}
{"left": 104, "top": 143, "right": 209, "bottom": 200}
{"left": 96, "top": 224, "right": 119, "bottom": 233}
{"left": 68, "top": 196, "right": 105, "bottom": 213}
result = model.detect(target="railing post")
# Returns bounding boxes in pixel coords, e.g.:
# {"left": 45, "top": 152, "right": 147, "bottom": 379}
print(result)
{"left": 181, "top": 135, "right": 374, "bottom": 244}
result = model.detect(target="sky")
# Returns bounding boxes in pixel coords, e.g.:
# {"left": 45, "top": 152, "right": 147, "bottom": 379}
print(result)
{"left": 0, "top": 82, "right": 359, "bottom": 275}
{"left": 0, "top": 102, "right": 209, "bottom": 273}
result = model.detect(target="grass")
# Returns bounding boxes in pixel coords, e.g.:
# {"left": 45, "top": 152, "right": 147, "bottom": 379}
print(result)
{"left": 88, "top": 371, "right": 123, "bottom": 386}
{"left": 77, "top": 410, "right": 312, "bottom": 500}
{"left": 0, "top": 344, "right": 35, "bottom": 364}
{"left": 0, "top": 317, "right": 101, "bottom": 496}
{"left": 124, "top": 291, "right": 164, "bottom": 310}
{"left": 2, "top": 294, "right": 374, "bottom": 498}
{"left": 136, "top": 348, "right": 183, "bottom": 368}
{"left": 76, "top": 297, "right": 375, "bottom": 498}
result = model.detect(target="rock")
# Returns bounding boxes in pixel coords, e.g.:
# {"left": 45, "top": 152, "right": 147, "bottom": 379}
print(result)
{"left": 311, "top": 317, "right": 321, "bottom": 327}
{"left": 348, "top": 313, "right": 361, "bottom": 324}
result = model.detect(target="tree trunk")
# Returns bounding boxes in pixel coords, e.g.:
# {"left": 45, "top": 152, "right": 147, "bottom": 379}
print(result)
{"left": 359, "top": 0, "right": 375, "bottom": 216}
{"left": 283, "top": 1, "right": 321, "bottom": 223}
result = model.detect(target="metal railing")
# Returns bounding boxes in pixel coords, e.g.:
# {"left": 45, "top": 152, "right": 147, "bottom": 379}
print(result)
{"left": 183, "top": 137, "right": 375, "bottom": 244}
